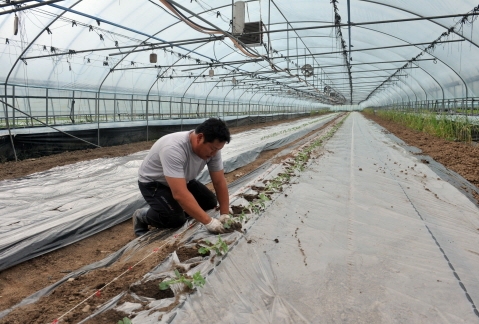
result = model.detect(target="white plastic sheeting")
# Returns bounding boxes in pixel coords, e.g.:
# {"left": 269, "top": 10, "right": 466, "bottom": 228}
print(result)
{"left": 169, "top": 112, "right": 479, "bottom": 323}
{"left": 0, "top": 114, "right": 337, "bottom": 271}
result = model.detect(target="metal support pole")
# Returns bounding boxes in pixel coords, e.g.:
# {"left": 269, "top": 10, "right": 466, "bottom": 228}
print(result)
{"left": 131, "top": 94, "right": 134, "bottom": 121}
{"left": 46, "top": 88, "right": 49, "bottom": 125}
{"left": 71, "top": 90, "right": 75, "bottom": 124}
{"left": 146, "top": 93, "right": 149, "bottom": 141}
{"left": 287, "top": 24, "right": 289, "bottom": 70}
{"left": 12, "top": 85, "right": 16, "bottom": 128}
{"left": 347, "top": 0, "right": 352, "bottom": 59}
{"left": 96, "top": 92, "right": 100, "bottom": 146}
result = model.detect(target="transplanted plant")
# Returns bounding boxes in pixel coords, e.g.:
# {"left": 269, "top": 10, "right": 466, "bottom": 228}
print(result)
{"left": 118, "top": 317, "right": 132, "bottom": 324}
{"left": 223, "top": 214, "right": 242, "bottom": 229}
{"left": 159, "top": 270, "right": 206, "bottom": 290}
{"left": 248, "top": 193, "right": 270, "bottom": 214}
{"left": 198, "top": 235, "right": 229, "bottom": 255}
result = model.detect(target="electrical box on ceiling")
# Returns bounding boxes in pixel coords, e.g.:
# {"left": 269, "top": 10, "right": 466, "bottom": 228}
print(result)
{"left": 233, "top": 1, "right": 263, "bottom": 47}
{"left": 233, "top": 1, "right": 245, "bottom": 34}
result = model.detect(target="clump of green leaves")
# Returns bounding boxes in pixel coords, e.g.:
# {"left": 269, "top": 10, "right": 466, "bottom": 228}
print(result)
{"left": 198, "top": 236, "right": 229, "bottom": 255}
{"left": 223, "top": 215, "right": 240, "bottom": 229}
{"left": 118, "top": 317, "right": 132, "bottom": 324}
{"left": 159, "top": 270, "right": 206, "bottom": 290}
{"left": 223, "top": 208, "right": 251, "bottom": 228}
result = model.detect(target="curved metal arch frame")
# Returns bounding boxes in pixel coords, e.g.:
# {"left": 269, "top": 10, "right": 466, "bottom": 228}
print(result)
{"left": 149, "top": 1, "right": 337, "bottom": 104}
{"left": 339, "top": 34, "right": 430, "bottom": 102}
{"left": 370, "top": 62, "right": 445, "bottom": 108}
{"left": 359, "top": 0, "right": 479, "bottom": 49}
{"left": 396, "top": 77, "right": 418, "bottom": 102}
{"left": 98, "top": 2, "right": 237, "bottom": 93}
{"left": 138, "top": 3, "right": 327, "bottom": 109}
{"left": 356, "top": 0, "right": 475, "bottom": 104}
{"left": 349, "top": 38, "right": 457, "bottom": 106}
{"left": 326, "top": 26, "right": 465, "bottom": 104}
{"left": 143, "top": 42, "right": 210, "bottom": 138}
{"left": 3, "top": 0, "right": 84, "bottom": 161}
{"left": 268, "top": 33, "right": 430, "bottom": 102}
{"left": 266, "top": 14, "right": 473, "bottom": 104}
{"left": 90, "top": 3, "right": 352, "bottom": 105}
{"left": 268, "top": 0, "right": 331, "bottom": 93}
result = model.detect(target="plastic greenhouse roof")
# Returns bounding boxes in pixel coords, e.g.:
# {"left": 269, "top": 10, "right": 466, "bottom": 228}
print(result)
{"left": 1, "top": 0, "right": 479, "bottom": 107}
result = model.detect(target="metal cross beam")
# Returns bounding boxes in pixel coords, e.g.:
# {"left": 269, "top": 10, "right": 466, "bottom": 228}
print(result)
{"left": 237, "top": 13, "right": 478, "bottom": 36}
{"left": 267, "top": 39, "right": 463, "bottom": 60}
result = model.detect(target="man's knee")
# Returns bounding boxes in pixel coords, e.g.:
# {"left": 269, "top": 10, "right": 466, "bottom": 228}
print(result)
{"left": 146, "top": 208, "right": 186, "bottom": 229}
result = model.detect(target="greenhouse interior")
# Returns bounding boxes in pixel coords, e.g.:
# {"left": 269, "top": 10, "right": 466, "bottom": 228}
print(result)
{"left": 1, "top": 0, "right": 479, "bottom": 323}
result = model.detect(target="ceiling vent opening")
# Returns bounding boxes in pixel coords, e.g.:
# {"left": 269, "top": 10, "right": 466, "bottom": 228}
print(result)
{"left": 239, "top": 21, "right": 263, "bottom": 47}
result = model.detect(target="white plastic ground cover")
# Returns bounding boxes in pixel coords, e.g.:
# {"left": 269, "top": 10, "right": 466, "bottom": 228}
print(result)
{"left": 0, "top": 115, "right": 341, "bottom": 321}
{"left": 0, "top": 114, "right": 337, "bottom": 271}
{"left": 168, "top": 112, "right": 479, "bottom": 323}
{"left": 73, "top": 120, "right": 338, "bottom": 323}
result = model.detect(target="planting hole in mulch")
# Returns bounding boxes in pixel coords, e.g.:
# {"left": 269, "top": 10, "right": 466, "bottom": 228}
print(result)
{"left": 130, "top": 279, "right": 174, "bottom": 299}
{"left": 231, "top": 205, "right": 250, "bottom": 214}
{"left": 224, "top": 221, "right": 242, "bottom": 233}
{"left": 251, "top": 185, "right": 265, "bottom": 192}
{"left": 241, "top": 193, "right": 259, "bottom": 201}
{"left": 83, "top": 309, "right": 131, "bottom": 324}
{"left": 176, "top": 245, "right": 210, "bottom": 262}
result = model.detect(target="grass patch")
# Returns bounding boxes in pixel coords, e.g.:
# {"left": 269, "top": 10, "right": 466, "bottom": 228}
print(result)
{"left": 364, "top": 109, "right": 478, "bottom": 143}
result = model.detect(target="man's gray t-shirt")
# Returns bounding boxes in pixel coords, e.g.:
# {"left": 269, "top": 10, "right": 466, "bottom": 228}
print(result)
{"left": 138, "top": 130, "right": 224, "bottom": 185}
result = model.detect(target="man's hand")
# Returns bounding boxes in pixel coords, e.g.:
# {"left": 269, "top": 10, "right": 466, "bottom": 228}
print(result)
{"left": 204, "top": 218, "right": 225, "bottom": 234}
{"left": 218, "top": 214, "right": 230, "bottom": 224}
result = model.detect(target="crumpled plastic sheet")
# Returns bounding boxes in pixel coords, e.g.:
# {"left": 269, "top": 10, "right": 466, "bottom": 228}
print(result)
{"left": 163, "top": 112, "right": 479, "bottom": 323}
{"left": 75, "top": 210, "right": 247, "bottom": 324}
{"left": 5, "top": 112, "right": 479, "bottom": 322}
{"left": 0, "top": 118, "right": 337, "bottom": 321}
{"left": 0, "top": 227, "right": 177, "bottom": 319}
{"left": 0, "top": 113, "right": 337, "bottom": 271}
{"left": 67, "top": 115, "right": 338, "bottom": 323}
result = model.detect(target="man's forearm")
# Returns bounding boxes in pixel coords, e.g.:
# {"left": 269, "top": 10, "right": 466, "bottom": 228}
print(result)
{"left": 214, "top": 180, "right": 230, "bottom": 215}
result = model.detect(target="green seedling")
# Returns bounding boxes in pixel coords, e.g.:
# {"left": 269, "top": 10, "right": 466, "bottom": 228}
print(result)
{"left": 223, "top": 210, "right": 249, "bottom": 228}
{"left": 159, "top": 270, "right": 206, "bottom": 290}
{"left": 258, "top": 193, "right": 270, "bottom": 208}
{"left": 198, "top": 236, "right": 229, "bottom": 255}
{"left": 118, "top": 317, "right": 132, "bottom": 324}
{"left": 225, "top": 208, "right": 249, "bottom": 228}
{"left": 223, "top": 215, "right": 242, "bottom": 229}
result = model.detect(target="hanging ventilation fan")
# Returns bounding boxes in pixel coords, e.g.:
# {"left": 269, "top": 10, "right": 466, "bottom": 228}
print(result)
{"left": 301, "top": 64, "right": 314, "bottom": 77}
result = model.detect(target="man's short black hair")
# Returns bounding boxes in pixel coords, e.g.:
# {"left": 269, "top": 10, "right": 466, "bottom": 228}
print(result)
{"left": 195, "top": 118, "right": 231, "bottom": 144}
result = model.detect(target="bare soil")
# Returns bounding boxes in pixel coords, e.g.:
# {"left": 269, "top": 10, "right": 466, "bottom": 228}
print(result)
{"left": 0, "top": 112, "right": 478, "bottom": 324}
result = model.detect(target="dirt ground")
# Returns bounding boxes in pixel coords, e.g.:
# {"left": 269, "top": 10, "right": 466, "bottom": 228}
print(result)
{"left": 0, "top": 112, "right": 478, "bottom": 323}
